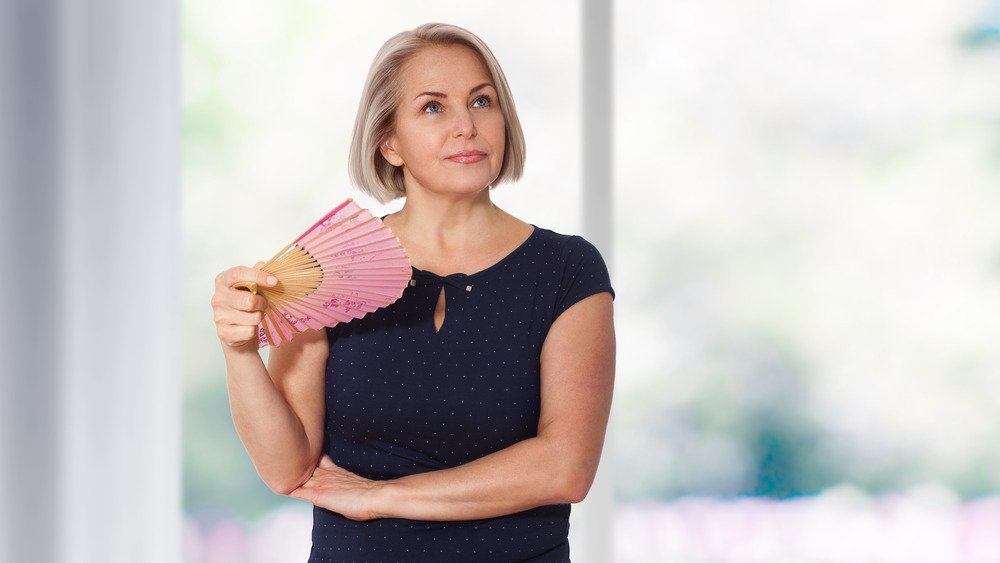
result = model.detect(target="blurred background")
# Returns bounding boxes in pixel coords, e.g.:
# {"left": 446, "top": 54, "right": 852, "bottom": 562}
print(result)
{"left": 3, "top": 0, "right": 999, "bottom": 561}
{"left": 182, "top": 0, "right": 1000, "bottom": 561}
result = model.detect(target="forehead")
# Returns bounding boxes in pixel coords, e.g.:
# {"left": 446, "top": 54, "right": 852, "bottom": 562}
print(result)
{"left": 398, "top": 44, "right": 493, "bottom": 92}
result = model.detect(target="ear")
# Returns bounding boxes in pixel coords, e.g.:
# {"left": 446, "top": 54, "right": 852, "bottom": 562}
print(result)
{"left": 379, "top": 137, "right": 404, "bottom": 167}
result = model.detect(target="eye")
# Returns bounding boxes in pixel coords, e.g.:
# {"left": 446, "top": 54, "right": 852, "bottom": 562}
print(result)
{"left": 423, "top": 101, "right": 442, "bottom": 113}
{"left": 472, "top": 95, "right": 492, "bottom": 108}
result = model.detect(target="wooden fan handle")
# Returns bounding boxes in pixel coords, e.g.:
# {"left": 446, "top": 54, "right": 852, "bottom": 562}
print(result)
{"left": 231, "top": 281, "right": 259, "bottom": 294}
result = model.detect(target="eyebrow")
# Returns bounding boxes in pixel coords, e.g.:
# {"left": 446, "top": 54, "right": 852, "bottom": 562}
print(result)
{"left": 413, "top": 82, "right": 495, "bottom": 101}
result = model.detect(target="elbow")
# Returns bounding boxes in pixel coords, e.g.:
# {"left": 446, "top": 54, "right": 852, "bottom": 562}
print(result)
{"left": 562, "top": 479, "right": 592, "bottom": 504}
{"left": 557, "top": 466, "right": 597, "bottom": 504}
{"left": 268, "top": 480, "right": 300, "bottom": 496}
{"left": 263, "top": 465, "right": 315, "bottom": 496}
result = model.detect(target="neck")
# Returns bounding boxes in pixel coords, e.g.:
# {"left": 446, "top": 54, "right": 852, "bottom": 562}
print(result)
{"left": 390, "top": 187, "right": 504, "bottom": 249}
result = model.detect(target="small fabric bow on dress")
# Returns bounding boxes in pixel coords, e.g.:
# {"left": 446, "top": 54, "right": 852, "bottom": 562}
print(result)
{"left": 409, "top": 269, "right": 475, "bottom": 292}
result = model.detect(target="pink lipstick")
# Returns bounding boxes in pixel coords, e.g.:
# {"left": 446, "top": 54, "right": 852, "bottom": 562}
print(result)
{"left": 446, "top": 150, "right": 486, "bottom": 164}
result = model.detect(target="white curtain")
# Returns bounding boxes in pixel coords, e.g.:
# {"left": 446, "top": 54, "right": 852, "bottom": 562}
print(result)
{"left": 0, "top": 1, "right": 181, "bottom": 562}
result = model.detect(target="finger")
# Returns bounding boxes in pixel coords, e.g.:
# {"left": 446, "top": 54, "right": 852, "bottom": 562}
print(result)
{"left": 224, "top": 287, "right": 269, "bottom": 313}
{"left": 214, "top": 307, "right": 264, "bottom": 327}
{"left": 218, "top": 265, "right": 278, "bottom": 290}
{"left": 286, "top": 487, "right": 313, "bottom": 502}
{"left": 320, "top": 455, "right": 335, "bottom": 468}
{"left": 216, "top": 266, "right": 257, "bottom": 289}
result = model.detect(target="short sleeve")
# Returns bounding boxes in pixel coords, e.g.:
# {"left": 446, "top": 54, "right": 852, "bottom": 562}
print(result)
{"left": 552, "top": 235, "right": 615, "bottom": 321}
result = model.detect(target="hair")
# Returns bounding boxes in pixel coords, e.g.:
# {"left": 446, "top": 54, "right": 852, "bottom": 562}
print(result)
{"left": 348, "top": 23, "right": 526, "bottom": 204}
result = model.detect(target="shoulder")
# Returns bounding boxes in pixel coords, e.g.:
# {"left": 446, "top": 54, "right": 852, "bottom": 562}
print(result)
{"left": 530, "top": 226, "right": 615, "bottom": 333}
{"left": 529, "top": 226, "right": 607, "bottom": 263}
{"left": 528, "top": 225, "right": 614, "bottom": 297}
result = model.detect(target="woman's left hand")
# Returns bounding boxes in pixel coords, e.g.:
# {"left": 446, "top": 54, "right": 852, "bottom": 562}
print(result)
{"left": 287, "top": 455, "right": 383, "bottom": 521}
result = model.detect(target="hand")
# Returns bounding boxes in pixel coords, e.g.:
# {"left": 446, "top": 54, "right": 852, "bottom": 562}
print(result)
{"left": 211, "top": 262, "right": 277, "bottom": 351}
{"left": 287, "top": 455, "right": 384, "bottom": 521}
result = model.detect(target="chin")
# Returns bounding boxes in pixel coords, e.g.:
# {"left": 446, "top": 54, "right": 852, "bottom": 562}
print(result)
{"left": 410, "top": 169, "right": 499, "bottom": 196}
{"left": 441, "top": 175, "right": 496, "bottom": 195}
{"left": 448, "top": 183, "right": 492, "bottom": 196}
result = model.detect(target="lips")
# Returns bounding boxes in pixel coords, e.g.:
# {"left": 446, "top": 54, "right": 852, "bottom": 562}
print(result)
{"left": 445, "top": 150, "right": 486, "bottom": 164}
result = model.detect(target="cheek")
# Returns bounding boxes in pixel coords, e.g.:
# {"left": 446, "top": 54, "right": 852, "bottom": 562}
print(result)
{"left": 491, "top": 120, "right": 506, "bottom": 162}
{"left": 482, "top": 115, "right": 506, "bottom": 149}
{"left": 396, "top": 129, "right": 436, "bottom": 163}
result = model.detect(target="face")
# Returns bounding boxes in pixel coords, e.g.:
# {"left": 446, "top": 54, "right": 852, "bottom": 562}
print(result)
{"left": 380, "top": 44, "right": 506, "bottom": 197}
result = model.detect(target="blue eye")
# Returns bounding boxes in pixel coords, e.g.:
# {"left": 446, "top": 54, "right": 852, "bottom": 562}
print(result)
{"left": 423, "top": 102, "right": 442, "bottom": 113}
{"left": 472, "top": 95, "right": 491, "bottom": 108}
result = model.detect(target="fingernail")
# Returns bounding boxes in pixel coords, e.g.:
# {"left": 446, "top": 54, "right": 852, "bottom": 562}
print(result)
{"left": 267, "top": 276, "right": 278, "bottom": 285}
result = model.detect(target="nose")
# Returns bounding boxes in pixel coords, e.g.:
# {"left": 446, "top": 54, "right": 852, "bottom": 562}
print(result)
{"left": 452, "top": 107, "right": 477, "bottom": 139}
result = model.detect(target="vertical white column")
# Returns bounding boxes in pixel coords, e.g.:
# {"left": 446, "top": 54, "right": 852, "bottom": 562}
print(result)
{"left": 0, "top": 1, "right": 181, "bottom": 562}
{"left": 57, "top": 1, "right": 182, "bottom": 561}
{"left": 0, "top": 3, "right": 64, "bottom": 562}
{"left": 582, "top": 0, "right": 614, "bottom": 265}
{"left": 579, "top": 0, "right": 615, "bottom": 562}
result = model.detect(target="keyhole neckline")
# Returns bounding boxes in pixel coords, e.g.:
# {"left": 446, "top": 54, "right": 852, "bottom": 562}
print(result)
{"left": 407, "top": 224, "right": 539, "bottom": 282}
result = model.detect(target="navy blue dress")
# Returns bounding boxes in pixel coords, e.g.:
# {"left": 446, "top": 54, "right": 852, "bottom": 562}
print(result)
{"left": 309, "top": 224, "right": 615, "bottom": 563}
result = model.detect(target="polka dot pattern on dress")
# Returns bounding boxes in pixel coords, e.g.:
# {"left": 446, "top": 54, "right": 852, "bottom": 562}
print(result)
{"left": 310, "top": 225, "right": 615, "bottom": 563}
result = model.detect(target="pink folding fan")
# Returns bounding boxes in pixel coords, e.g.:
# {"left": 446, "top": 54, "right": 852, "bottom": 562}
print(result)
{"left": 232, "top": 199, "right": 412, "bottom": 348}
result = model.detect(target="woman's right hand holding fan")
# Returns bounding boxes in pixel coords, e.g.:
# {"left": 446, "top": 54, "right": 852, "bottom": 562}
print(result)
{"left": 211, "top": 262, "right": 277, "bottom": 351}
{"left": 214, "top": 261, "right": 328, "bottom": 495}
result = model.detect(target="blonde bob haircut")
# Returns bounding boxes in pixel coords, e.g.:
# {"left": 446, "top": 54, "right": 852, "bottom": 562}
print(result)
{"left": 348, "top": 23, "right": 526, "bottom": 204}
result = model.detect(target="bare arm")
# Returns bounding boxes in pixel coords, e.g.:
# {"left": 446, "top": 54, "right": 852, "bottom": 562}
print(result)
{"left": 213, "top": 266, "right": 329, "bottom": 494}
{"left": 289, "top": 291, "right": 615, "bottom": 520}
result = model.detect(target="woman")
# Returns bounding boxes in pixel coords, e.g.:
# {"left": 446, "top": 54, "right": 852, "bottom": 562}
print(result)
{"left": 211, "top": 23, "right": 615, "bottom": 562}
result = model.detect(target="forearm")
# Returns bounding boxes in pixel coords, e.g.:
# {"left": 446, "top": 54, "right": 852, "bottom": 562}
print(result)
{"left": 223, "top": 346, "right": 315, "bottom": 493}
{"left": 370, "top": 435, "right": 597, "bottom": 521}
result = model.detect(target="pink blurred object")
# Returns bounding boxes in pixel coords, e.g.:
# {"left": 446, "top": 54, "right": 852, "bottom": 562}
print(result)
{"left": 232, "top": 199, "right": 411, "bottom": 348}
